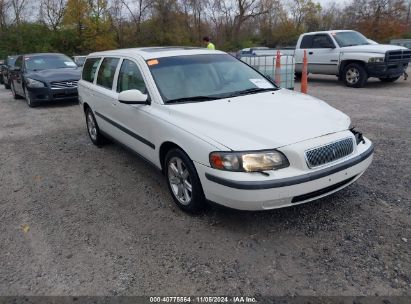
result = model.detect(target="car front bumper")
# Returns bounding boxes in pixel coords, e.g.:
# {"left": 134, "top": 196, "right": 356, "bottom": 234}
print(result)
{"left": 195, "top": 134, "right": 373, "bottom": 211}
{"left": 366, "top": 62, "right": 408, "bottom": 78}
{"left": 27, "top": 87, "right": 78, "bottom": 102}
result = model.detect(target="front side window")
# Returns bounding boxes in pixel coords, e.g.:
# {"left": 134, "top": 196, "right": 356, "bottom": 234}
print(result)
{"left": 24, "top": 54, "right": 77, "bottom": 71}
{"left": 148, "top": 54, "right": 277, "bottom": 103}
{"left": 96, "top": 57, "right": 119, "bottom": 90}
{"left": 117, "top": 59, "right": 146, "bottom": 93}
{"left": 300, "top": 35, "right": 314, "bottom": 48}
{"left": 333, "top": 31, "right": 370, "bottom": 47}
{"left": 82, "top": 57, "right": 101, "bottom": 83}
{"left": 312, "top": 35, "right": 334, "bottom": 48}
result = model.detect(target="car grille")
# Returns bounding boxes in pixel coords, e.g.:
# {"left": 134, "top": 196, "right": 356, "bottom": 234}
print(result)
{"left": 50, "top": 80, "right": 78, "bottom": 89}
{"left": 386, "top": 50, "right": 411, "bottom": 63}
{"left": 305, "top": 138, "right": 354, "bottom": 168}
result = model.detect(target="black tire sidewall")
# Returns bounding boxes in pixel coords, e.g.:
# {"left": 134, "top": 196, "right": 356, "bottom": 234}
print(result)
{"left": 343, "top": 63, "right": 368, "bottom": 88}
{"left": 85, "top": 108, "right": 104, "bottom": 146}
{"left": 165, "top": 148, "right": 206, "bottom": 213}
{"left": 24, "top": 86, "right": 35, "bottom": 107}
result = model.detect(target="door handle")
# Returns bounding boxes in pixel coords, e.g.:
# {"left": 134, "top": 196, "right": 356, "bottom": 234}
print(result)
{"left": 309, "top": 52, "right": 314, "bottom": 55}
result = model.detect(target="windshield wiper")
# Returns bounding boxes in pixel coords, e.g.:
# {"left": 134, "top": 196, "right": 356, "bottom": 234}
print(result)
{"left": 166, "top": 96, "right": 223, "bottom": 104}
{"left": 223, "top": 87, "right": 277, "bottom": 98}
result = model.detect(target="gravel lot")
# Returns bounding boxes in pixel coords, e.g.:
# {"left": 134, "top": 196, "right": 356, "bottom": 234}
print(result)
{"left": 0, "top": 71, "right": 410, "bottom": 297}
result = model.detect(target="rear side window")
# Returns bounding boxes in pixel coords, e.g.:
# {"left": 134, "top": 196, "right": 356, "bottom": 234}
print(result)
{"left": 82, "top": 58, "right": 101, "bottom": 83}
{"left": 300, "top": 35, "right": 313, "bottom": 48}
{"left": 96, "top": 57, "right": 119, "bottom": 89}
{"left": 117, "top": 59, "right": 146, "bottom": 93}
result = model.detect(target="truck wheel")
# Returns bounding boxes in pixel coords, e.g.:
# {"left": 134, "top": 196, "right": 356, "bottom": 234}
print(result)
{"left": 379, "top": 77, "right": 400, "bottom": 83}
{"left": 343, "top": 63, "right": 367, "bottom": 88}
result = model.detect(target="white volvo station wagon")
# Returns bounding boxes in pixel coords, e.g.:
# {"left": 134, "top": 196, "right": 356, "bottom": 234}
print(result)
{"left": 78, "top": 47, "right": 374, "bottom": 213}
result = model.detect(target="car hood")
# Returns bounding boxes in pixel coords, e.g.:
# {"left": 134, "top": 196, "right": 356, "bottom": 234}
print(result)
{"left": 341, "top": 44, "right": 407, "bottom": 54}
{"left": 166, "top": 89, "right": 351, "bottom": 151}
{"left": 26, "top": 68, "right": 81, "bottom": 82}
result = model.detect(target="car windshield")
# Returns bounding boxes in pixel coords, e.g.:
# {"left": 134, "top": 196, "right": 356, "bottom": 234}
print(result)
{"left": 7, "top": 56, "right": 17, "bottom": 66}
{"left": 147, "top": 54, "right": 277, "bottom": 103}
{"left": 333, "top": 31, "right": 370, "bottom": 47}
{"left": 25, "top": 54, "right": 77, "bottom": 71}
{"left": 75, "top": 56, "right": 86, "bottom": 66}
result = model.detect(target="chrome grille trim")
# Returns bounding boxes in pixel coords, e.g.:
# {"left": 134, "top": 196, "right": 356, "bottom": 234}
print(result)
{"left": 386, "top": 50, "right": 411, "bottom": 63}
{"left": 50, "top": 80, "right": 78, "bottom": 89}
{"left": 305, "top": 138, "right": 354, "bottom": 169}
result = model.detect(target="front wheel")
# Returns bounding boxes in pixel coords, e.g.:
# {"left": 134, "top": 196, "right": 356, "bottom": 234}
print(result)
{"left": 343, "top": 63, "right": 368, "bottom": 88}
{"left": 379, "top": 77, "right": 400, "bottom": 83}
{"left": 11, "top": 82, "right": 22, "bottom": 99}
{"left": 165, "top": 149, "right": 206, "bottom": 213}
{"left": 24, "top": 86, "right": 36, "bottom": 107}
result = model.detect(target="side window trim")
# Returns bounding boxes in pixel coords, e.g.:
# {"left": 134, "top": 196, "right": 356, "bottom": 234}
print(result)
{"left": 93, "top": 58, "right": 103, "bottom": 85}
{"left": 112, "top": 57, "right": 123, "bottom": 92}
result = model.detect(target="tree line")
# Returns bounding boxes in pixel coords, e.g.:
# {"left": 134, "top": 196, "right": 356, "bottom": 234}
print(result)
{"left": 0, "top": 0, "right": 410, "bottom": 58}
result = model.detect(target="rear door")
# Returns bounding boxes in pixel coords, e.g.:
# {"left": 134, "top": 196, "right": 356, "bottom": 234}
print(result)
{"left": 91, "top": 57, "right": 121, "bottom": 137}
{"left": 79, "top": 57, "right": 102, "bottom": 110}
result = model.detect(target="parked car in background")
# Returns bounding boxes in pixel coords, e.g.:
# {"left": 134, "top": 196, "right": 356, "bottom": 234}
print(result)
{"left": 10, "top": 53, "right": 81, "bottom": 107}
{"left": 280, "top": 30, "right": 411, "bottom": 87}
{"left": 73, "top": 55, "right": 87, "bottom": 67}
{"left": 390, "top": 39, "right": 411, "bottom": 49}
{"left": 0, "top": 60, "right": 5, "bottom": 84}
{"left": 2, "top": 55, "right": 18, "bottom": 89}
{"left": 78, "top": 47, "right": 373, "bottom": 213}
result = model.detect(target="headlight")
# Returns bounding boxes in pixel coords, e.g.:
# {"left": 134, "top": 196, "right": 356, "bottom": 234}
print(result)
{"left": 210, "top": 150, "right": 289, "bottom": 172}
{"left": 26, "top": 78, "right": 45, "bottom": 88}
{"left": 368, "top": 57, "right": 384, "bottom": 63}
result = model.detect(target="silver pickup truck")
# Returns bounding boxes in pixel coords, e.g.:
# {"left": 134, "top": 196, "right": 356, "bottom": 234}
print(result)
{"left": 281, "top": 30, "right": 411, "bottom": 88}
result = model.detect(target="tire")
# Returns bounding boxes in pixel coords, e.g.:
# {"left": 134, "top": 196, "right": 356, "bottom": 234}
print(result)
{"left": 85, "top": 107, "right": 105, "bottom": 146}
{"left": 379, "top": 77, "right": 400, "bottom": 83}
{"left": 4, "top": 81, "right": 10, "bottom": 89}
{"left": 342, "top": 63, "right": 368, "bottom": 88}
{"left": 23, "top": 86, "right": 36, "bottom": 107}
{"left": 11, "top": 82, "right": 22, "bottom": 99}
{"left": 165, "top": 148, "right": 206, "bottom": 213}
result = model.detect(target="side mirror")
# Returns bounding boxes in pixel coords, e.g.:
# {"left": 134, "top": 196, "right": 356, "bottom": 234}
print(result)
{"left": 118, "top": 89, "right": 149, "bottom": 105}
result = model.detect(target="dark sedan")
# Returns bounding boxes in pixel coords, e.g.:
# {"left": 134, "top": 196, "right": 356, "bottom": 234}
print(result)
{"left": 10, "top": 53, "right": 81, "bottom": 107}
{"left": 2, "top": 55, "right": 18, "bottom": 89}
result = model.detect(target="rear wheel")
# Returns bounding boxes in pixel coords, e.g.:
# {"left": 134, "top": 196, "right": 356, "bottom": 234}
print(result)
{"left": 379, "top": 77, "right": 400, "bottom": 83}
{"left": 85, "top": 107, "right": 105, "bottom": 146}
{"left": 343, "top": 63, "right": 368, "bottom": 88}
{"left": 165, "top": 148, "right": 206, "bottom": 214}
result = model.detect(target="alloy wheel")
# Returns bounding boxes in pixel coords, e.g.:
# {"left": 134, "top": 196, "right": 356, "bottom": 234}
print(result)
{"left": 167, "top": 156, "right": 193, "bottom": 205}
{"left": 346, "top": 68, "right": 360, "bottom": 85}
{"left": 87, "top": 111, "right": 98, "bottom": 141}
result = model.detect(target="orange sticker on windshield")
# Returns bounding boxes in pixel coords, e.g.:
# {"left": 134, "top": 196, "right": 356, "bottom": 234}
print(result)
{"left": 147, "top": 59, "right": 159, "bottom": 66}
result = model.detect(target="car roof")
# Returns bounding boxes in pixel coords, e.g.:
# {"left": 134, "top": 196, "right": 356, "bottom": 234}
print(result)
{"left": 303, "top": 30, "right": 356, "bottom": 35}
{"left": 87, "top": 47, "right": 226, "bottom": 60}
{"left": 23, "top": 53, "right": 67, "bottom": 57}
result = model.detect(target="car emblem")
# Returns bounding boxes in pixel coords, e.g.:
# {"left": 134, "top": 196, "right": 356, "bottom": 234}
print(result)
{"left": 66, "top": 82, "right": 73, "bottom": 86}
